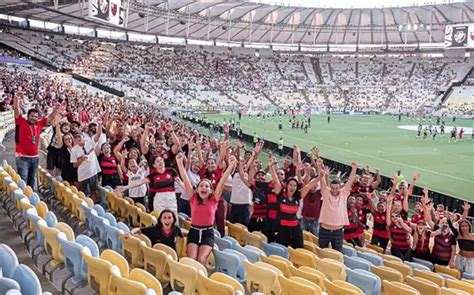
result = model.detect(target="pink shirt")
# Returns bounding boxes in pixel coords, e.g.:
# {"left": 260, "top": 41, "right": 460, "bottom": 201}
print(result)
{"left": 319, "top": 186, "right": 350, "bottom": 230}
{"left": 189, "top": 193, "right": 217, "bottom": 227}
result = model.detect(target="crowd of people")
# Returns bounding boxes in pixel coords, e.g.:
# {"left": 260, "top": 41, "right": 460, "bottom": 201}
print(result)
{"left": 3, "top": 62, "right": 472, "bottom": 277}
{"left": 1, "top": 27, "right": 473, "bottom": 115}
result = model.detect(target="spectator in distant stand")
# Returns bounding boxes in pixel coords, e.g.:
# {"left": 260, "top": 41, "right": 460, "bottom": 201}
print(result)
{"left": 13, "top": 90, "right": 59, "bottom": 188}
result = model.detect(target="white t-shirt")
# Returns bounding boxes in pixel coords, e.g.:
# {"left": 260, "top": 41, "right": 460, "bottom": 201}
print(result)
{"left": 176, "top": 169, "right": 200, "bottom": 201}
{"left": 127, "top": 167, "right": 148, "bottom": 198}
{"left": 230, "top": 174, "right": 252, "bottom": 205}
{"left": 70, "top": 141, "right": 101, "bottom": 182}
{"left": 84, "top": 133, "right": 107, "bottom": 150}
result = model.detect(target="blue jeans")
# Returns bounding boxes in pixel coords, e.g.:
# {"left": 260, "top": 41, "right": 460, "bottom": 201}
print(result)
{"left": 301, "top": 218, "right": 319, "bottom": 236}
{"left": 16, "top": 157, "right": 39, "bottom": 189}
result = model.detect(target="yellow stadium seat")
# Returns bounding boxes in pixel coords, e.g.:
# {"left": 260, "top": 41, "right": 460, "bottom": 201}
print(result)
{"left": 414, "top": 269, "right": 446, "bottom": 287}
{"left": 210, "top": 272, "right": 245, "bottom": 294}
{"left": 435, "top": 264, "right": 461, "bottom": 280}
{"left": 82, "top": 248, "right": 120, "bottom": 295}
{"left": 303, "top": 240, "right": 319, "bottom": 254}
{"left": 125, "top": 202, "right": 141, "bottom": 227}
{"left": 325, "top": 278, "right": 360, "bottom": 295}
{"left": 462, "top": 279, "right": 474, "bottom": 285}
{"left": 135, "top": 234, "right": 152, "bottom": 247}
{"left": 55, "top": 222, "right": 75, "bottom": 242}
{"left": 35, "top": 201, "right": 49, "bottom": 219}
{"left": 303, "top": 230, "right": 319, "bottom": 244}
{"left": 355, "top": 246, "right": 378, "bottom": 254}
{"left": 279, "top": 275, "right": 323, "bottom": 295}
{"left": 23, "top": 185, "right": 33, "bottom": 198}
{"left": 288, "top": 247, "right": 318, "bottom": 268}
{"left": 176, "top": 236, "right": 187, "bottom": 258}
{"left": 244, "top": 260, "right": 281, "bottom": 295}
{"left": 142, "top": 245, "right": 172, "bottom": 286}
{"left": 100, "top": 249, "right": 130, "bottom": 278}
{"left": 291, "top": 266, "right": 326, "bottom": 291}
{"left": 183, "top": 219, "right": 192, "bottom": 231}
{"left": 179, "top": 257, "right": 208, "bottom": 276}
{"left": 153, "top": 243, "right": 178, "bottom": 261}
{"left": 445, "top": 280, "right": 474, "bottom": 294}
{"left": 123, "top": 197, "right": 135, "bottom": 205}
{"left": 383, "top": 259, "right": 413, "bottom": 278}
{"left": 251, "top": 231, "right": 268, "bottom": 243}
{"left": 168, "top": 256, "right": 198, "bottom": 295}
{"left": 246, "top": 231, "right": 265, "bottom": 248}
{"left": 195, "top": 272, "right": 234, "bottom": 295}
{"left": 120, "top": 232, "right": 145, "bottom": 268}
{"left": 129, "top": 268, "right": 163, "bottom": 295}
{"left": 70, "top": 185, "right": 79, "bottom": 195}
{"left": 261, "top": 255, "right": 292, "bottom": 278}
{"left": 38, "top": 221, "right": 72, "bottom": 267}
{"left": 106, "top": 191, "right": 118, "bottom": 213}
{"left": 365, "top": 243, "right": 385, "bottom": 254}
{"left": 315, "top": 257, "right": 346, "bottom": 281}
{"left": 135, "top": 202, "right": 147, "bottom": 213}
{"left": 84, "top": 197, "right": 94, "bottom": 208}
{"left": 71, "top": 195, "right": 85, "bottom": 223}
{"left": 316, "top": 247, "right": 344, "bottom": 263}
{"left": 382, "top": 280, "right": 421, "bottom": 295}
{"left": 440, "top": 287, "right": 470, "bottom": 295}
{"left": 138, "top": 210, "right": 157, "bottom": 227}
{"left": 115, "top": 197, "right": 129, "bottom": 222}
{"left": 333, "top": 280, "right": 363, "bottom": 295}
{"left": 406, "top": 275, "right": 441, "bottom": 295}
{"left": 371, "top": 265, "right": 404, "bottom": 283}
{"left": 379, "top": 253, "right": 403, "bottom": 263}
{"left": 150, "top": 210, "right": 161, "bottom": 218}
{"left": 226, "top": 221, "right": 247, "bottom": 245}
{"left": 109, "top": 272, "right": 147, "bottom": 295}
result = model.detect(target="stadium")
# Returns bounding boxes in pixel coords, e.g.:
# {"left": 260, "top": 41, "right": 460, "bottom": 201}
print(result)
{"left": 0, "top": 0, "right": 473, "bottom": 294}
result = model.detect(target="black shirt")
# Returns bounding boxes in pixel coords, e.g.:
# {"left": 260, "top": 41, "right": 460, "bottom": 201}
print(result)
{"left": 140, "top": 226, "right": 182, "bottom": 250}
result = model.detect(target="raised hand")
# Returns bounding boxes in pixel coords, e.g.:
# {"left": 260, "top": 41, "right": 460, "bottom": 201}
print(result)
{"left": 463, "top": 201, "right": 470, "bottom": 212}
{"left": 413, "top": 172, "right": 421, "bottom": 181}
{"left": 316, "top": 158, "right": 323, "bottom": 167}
{"left": 228, "top": 155, "right": 237, "bottom": 168}
{"left": 175, "top": 152, "right": 184, "bottom": 164}
{"left": 351, "top": 162, "right": 359, "bottom": 169}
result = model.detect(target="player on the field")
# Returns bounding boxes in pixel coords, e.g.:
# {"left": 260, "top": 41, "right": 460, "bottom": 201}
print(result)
{"left": 450, "top": 127, "right": 457, "bottom": 143}
{"left": 432, "top": 127, "right": 438, "bottom": 140}
{"left": 278, "top": 119, "right": 283, "bottom": 133}
{"left": 417, "top": 123, "right": 422, "bottom": 138}
{"left": 423, "top": 126, "right": 428, "bottom": 139}
{"left": 459, "top": 128, "right": 464, "bottom": 142}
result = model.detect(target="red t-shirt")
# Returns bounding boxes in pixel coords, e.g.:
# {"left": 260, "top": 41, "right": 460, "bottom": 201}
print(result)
{"left": 302, "top": 189, "right": 322, "bottom": 219}
{"left": 15, "top": 116, "right": 47, "bottom": 157}
{"left": 190, "top": 193, "right": 217, "bottom": 227}
{"left": 200, "top": 166, "right": 222, "bottom": 189}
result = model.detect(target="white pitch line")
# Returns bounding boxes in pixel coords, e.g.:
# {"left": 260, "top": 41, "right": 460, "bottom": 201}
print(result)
{"left": 241, "top": 123, "right": 474, "bottom": 184}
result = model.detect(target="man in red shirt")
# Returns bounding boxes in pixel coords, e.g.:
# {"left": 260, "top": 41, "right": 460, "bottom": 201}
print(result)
{"left": 14, "top": 90, "right": 59, "bottom": 188}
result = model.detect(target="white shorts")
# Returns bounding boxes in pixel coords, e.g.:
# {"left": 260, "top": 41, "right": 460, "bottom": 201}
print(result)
{"left": 153, "top": 191, "right": 177, "bottom": 214}
{"left": 455, "top": 255, "right": 474, "bottom": 275}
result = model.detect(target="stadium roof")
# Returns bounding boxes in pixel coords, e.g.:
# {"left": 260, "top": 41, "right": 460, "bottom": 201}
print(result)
{"left": 1, "top": 0, "right": 473, "bottom": 45}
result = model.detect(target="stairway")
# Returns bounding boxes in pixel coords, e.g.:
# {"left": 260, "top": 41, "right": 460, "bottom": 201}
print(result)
{"left": 408, "top": 63, "right": 416, "bottom": 80}
{"left": 310, "top": 58, "right": 325, "bottom": 84}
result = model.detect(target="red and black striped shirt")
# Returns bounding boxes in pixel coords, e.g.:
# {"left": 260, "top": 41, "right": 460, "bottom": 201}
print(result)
{"left": 389, "top": 221, "right": 411, "bottom": 251}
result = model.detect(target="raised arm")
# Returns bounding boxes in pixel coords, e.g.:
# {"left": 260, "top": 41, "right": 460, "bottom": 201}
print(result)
{"left": 165, "top": 122, "right": 180, "bottom": 155}
{"left": 215, "top": 156, "right": 237, "bottom": 201}
{"left": 407, "top": 172, "right": 420, "bottom": 197}
{"left": 342, "top": 162, "right": 359, "bottom": 196}
{"left": 461, "top": 201, "right": 470, "bottom": 221}
{"left": 238, "top": 160, "right": 252, "bottom": 188}
{"left": 195, "top": 136, "right": 205, "bottom": 168}
{"left": 300, "top": 175, "right": 321, "bottom": 199}
{"left": 140, "top": 124, "right": 152, "bottom": 155}
{"left": 316, "top": 158, "right": 329, "bottom": 196}
{"left": 217, "top": 140, "right": 229, "bottom": 169}
{"left": 13, "top": 91, "right": 21, "bottom": 119}
{"left": 367, "top": 192, "right": 377, "bottom": 213}
{"left": 175, "top": 153, "right": 194, "bottom": 197}
{"left": 386, "top": 194, "right": 394, "bottom": 227}
{"left": 371, "top": 168, "right": 382, "bottom": 189}
{"left": 422, "top": 188, "right": 435, "bottom": 229}
{"left": 268, "top": 156, "right": 282, "bottom": 195}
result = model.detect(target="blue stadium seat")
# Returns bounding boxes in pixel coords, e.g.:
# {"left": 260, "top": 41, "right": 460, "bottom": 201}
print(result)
{"left": 222, "top": 249, "right": 247, "bottom": 281}
{"left": 213, "top": 229, "right": 221, "bottom": 238}
{"left": 346, "top": 268, "right": 381, "bottom": 295}
{"left": 411, "top": 257, "right": 434, "bottom": 271}
{"left": 213, "top": 249, "right": 245, "bottom": 283}
{"left": 58, "top": 233, "right": 88, "bottom": 292}
{"left": 103, "top": 212, "right": 117, "bottom": 226}
{"left": 0, "top": 277, "right": 20, "bottom": 294}
{"left": 11, "top": 264, "right": 43, "bottom": 295}
{"left": 81, "top": 203, "right": 95, "bottom": 235}
{"left": 76, "top": 235, "right": 99, "bottom": 258}
{"left": 91, "top": 210, "right": 109, "bottom": 243}
{"left": 357, "top": 251, "right": 383, "bottom": 266}
{"left": 29, "top": 193, "right": 40, "bottom": 206}
{"left": 342, "top": 245, "right": 357, "bottom": 257}
{"left": 463, "top": 272, "right": 474, "bottom": 279}
{"left": 0, "top": 244, "right": 19, "bottom": 278}
{"left": 262, "top": 242, "right": 289, "bottom": 259}
{"left": 214, "top": 236, "right": 233, "bottom": 251}
{"left": 97, "top": 186, "right": 109, "bottom": 208}
{"left": 235, "top": 244, "right": 261, "bottom": 263}
{"left": 405, "top": 261, "right": 431, "bottom": 272}
{"left": 344, "top": 255, "right": 372, "bottom": 271}
{"left": 223, "top": 236, "right": 238, "bottom": 249}
{"left": 93, "top": 204, "right": 106, "bottom": 217}
{"left": 103, "top": 221, "right": 122, "bottom": 252}
{"left": 116, "top": 222, "right": 130, "bottom": 233}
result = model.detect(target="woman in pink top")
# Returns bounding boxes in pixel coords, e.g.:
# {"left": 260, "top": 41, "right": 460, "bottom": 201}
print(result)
{"left": 316, "top": 158, "right": 359, "bottom": 252}
{"left": 176, "top": 152, "right": 236, "bottom": 265}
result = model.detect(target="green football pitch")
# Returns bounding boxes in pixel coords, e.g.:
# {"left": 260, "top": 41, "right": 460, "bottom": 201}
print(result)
{"left": 204, "top": 114, "right": 474, "bottom": 202}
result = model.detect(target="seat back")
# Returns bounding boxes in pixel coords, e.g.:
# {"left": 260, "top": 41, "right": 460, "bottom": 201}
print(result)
{"left": 344, "top": 255, "right": 371, "bottom": 271}
{"left": 245, "top": 231, "right": 265, "bottom": 248}
{"left": 209, "top": 272, "right": 245, "bottom": 294}
{"left": 317, "top": 247, "right": 344, "bottom": 263}
{"left": 76, "top": 235, "right": 100, "bottom": 257}
{"left": 167, "top": 256, "right": 198, "bottom": 295}
{"left": 325, "top": 278, "right": 360, "bottom": 295}
{"left": 120, "top": 233, "right": 145, "bottom": 268}
{"left": 129, "top": 268, "right": 163, "bottom": 295}
{"left": 346, "top": 268, "right": 381, "bottom": 295}
{"left": 414, "top": 269, "right": 446, "bottom": 287}
{"left": 405, "top": 261, "right": 432, "bottom": 272}
{"left": 357, "top": 251, "right": 383, "bottom": 266}
{"left": 342, "top": 245, "right": 358, "bottom": 257}
{"left": 0, "top": 244, "right": 19, "bottom": 278}
{"left": 109, "top": 272, "right": 147, "bottom": 295}
{"left": 179, "top": 257, "right": 208, "bottom": 276}
{"left": 279, "top": 275, "right": 322, "bottom": 295}
{"left": 440, "top": 287, "right": 470, "bottom": 295}
{"left": 445, "top": 280, "right": 474, "bottom": 294}
{"left": 56, "top": 222, "right": 75, "bottom": 242}
{"left": 288, "top": 247, "right": 317, "bottom": 268}
{"left": 244, "top": 260, "right": 280, "bottom": 295}
{"left": 213, "top": 249, "right": 242, "bottom": 280}
{"left": 58, "top": 235, "right": 86, "bottom": 281}
{"left": 38, "top": 220, "right": 64, "bottom": 263}
{"left": 153, "top": 243, "right": 178, "bottom": 261}
{"left": 82, "top": 248, "right": 119, "bottom": 295}
{"left": 141, "top": 246, "right": 171, "bottom": 285}
{"left": 406, "top": 275, "right": 441, "bottom": 295}
{"left": 262, "top": 242, "right": 289, "bottom": 259}
{"left": 384, "top": 259, "right": 414, "bottom": 278}
{"left": 226, "top": 222, "right": 247, "bottom": 245}
{"left": 371, "top": 265, "right": 404, "bottom": 283}
{"left": 435, "top": 264, "right": 461, "bottom": 280}
{"left": 383, "top": 280, "right": 421, "bottom": 295}
{"left": 11, "top": 264, "right": 42, "bottom": 295}
{"left": 290, "top": 265, "right": 326, "bottom": 291}
{"left": 215, "top": 236, "right": 233, "bottom": 251}
{"left": 315, "top": 257, "right": 347, "bottom": 281}
{"left": 100, "top": 249, "right": 130, "bottom": 278}
{"left": 103, "top": 222, "right": 122, "bottom": 252}
{"left": 195, "top": 272, "right": 234, "bottom": 295}
{"left": 35, "top": 201, "right": 48, "bottom": 219}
